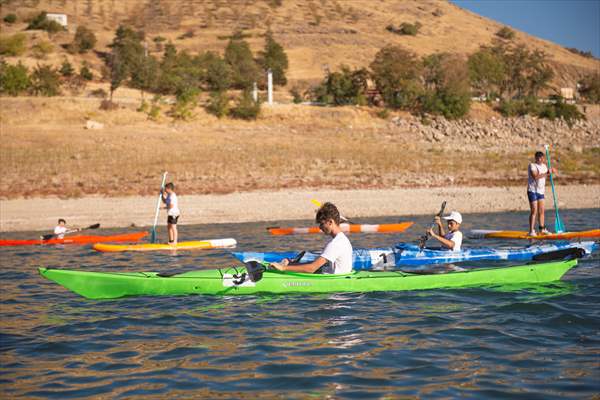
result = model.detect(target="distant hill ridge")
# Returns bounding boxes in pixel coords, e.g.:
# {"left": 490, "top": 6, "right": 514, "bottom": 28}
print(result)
{"left": 2, "top": 0, "right": 598, "bottom": 89}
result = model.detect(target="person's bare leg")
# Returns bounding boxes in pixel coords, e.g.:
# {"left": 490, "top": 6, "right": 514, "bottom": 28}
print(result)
{"left": 172, "top": 224, "right": 178, "bottom": 245}
{"left": 538, "top": 200, "right": 546, "bottom": 232}
{"left": 529, "top": 201, "right": 538, "bottom": 234}
{"left": 168, "top": 223, "right": 174, "bottom": 244}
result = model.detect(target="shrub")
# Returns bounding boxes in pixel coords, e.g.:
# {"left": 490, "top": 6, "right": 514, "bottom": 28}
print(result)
{"left": 70, "top": 26, "right": 97, "bottom": 53}
{"left": 59, "top": 59, "right": 74, "bottom": 77}
{"left": 31, "top": 40, "right": 54, "bottom": 59}
{"left": 80, "top": 63, "right": 93, "bottom": 81}
{"left": 538, "top": 96, "right": 585, "bottom": 125}
{"left": 421, "top": 54, "right": 471, "bottom": 119}
{"left": 0, "top": 33, "right": 27, "bottom": 56}
{"left": 497, "top": 97, "right": 540, "bottom": 117}
{"left": 315, "top": 65, "right": 369, "bottom": 106}
{"left": 566, "top": 47, "right": 595, "bottom": 59}
{"left": 496, "top": 26, "right": 515, "bottom": 40}
{"left": 30, "top": 64, "right": 61, "bottom": 96}
{"left": 386, "top": 22, "right": 422, "bottom": 36}
{"left": 3, "top": 13, "right": 17, "bottom": 24}
{"left": 100, "top": 99, "right": 119, "bottom": 110}
{"left": 206, "top": 91, "right": 229, "bottom": 118}
{"left": 578, "top": 73, "right": 600, "bottom": 103}
{"left": 0, "top": 61, "right": 31, "bottom": 96}
{"left": 290, "top": 86, "right": 303, "bottom": 103}
{"left": 376, "top": 108, "right": 389, "bottom": 119}
{"left": 27, "top": 12, "right": 64, "bottom": 34}
{"left": 170, "top": 86, "right": 199, "bottom": 120}
{"left": 178, "top": 30, "right": 195, "bottom": 40}
{"left": 90, "top": 88, "right": 107, "bottom": 98}
{"left": 230, "top": 90, "right": 260, "bottom": 120}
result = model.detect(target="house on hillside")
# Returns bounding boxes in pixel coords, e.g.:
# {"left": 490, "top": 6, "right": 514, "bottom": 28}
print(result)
{"left": 46, "top": 13, "right": 68, "bottom": 28}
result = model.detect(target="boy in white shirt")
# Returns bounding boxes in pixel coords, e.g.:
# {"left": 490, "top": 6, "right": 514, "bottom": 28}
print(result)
{"left": 161, "top": 183, "right": 180, "bottom": 245}
{"left": 527, "top": 151, "right": 556, "bottom": 236}
{"left": 427, "top": 211, "right": 463, "bottom": 251}
{"left": 271, "top": 202, "right": 353, "bottom": 274}
{"left": 52, "top": 219, "right": 80, "bottom": 239}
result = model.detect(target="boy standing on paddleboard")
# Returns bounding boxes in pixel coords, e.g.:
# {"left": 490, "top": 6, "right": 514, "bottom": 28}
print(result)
{"left": 271, "top": 202, "right": 353, "bottom": 274}
{"left": 527, "top": 151, "right": 555, "bottom": 236}
{"left": 161, "top": 183, "right": 180, "bottom": 245}
{"left": 427, "top": 211, "right": 463, "bottom": 251}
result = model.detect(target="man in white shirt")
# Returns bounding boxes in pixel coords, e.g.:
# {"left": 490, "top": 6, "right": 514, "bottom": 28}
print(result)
{"left": 161, "top": 183, "right": 181, "bottom": 245}
{"left": 527, "top": 151, "right": 555, "bottom": 236}
{"left": 427, "top": 211, "right": 463, "bottom": 251}
{"left": 271, "top": 202, "right": 353, "bottom": 274}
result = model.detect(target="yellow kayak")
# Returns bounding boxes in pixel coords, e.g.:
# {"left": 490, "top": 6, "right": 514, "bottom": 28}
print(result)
{"left": 92, "top": 238, "right": 237, "bottom": 252}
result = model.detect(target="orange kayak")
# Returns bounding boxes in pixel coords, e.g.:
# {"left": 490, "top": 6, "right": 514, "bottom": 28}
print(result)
{"left": 469, "top": 229, "right": 600, "bottom": 240}
{"left": 0, "top": 232, "right": 148, "bottom": 246}
{"left": 267, "top": 222, "right": 414, "bottom": 235}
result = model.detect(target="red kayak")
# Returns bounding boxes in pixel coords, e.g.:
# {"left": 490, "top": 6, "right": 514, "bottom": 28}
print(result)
{"left": 0, "top": 231, "right": 148, "bottom": 246}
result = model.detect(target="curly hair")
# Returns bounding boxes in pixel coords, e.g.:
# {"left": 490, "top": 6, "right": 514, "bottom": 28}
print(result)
{"left": 315, "top": 202, "right": 341, "bottom": 225}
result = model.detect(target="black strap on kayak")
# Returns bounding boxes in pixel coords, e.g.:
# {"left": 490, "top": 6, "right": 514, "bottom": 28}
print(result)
{"left": 531, "top": 247, "right": 586, "bottom": 262}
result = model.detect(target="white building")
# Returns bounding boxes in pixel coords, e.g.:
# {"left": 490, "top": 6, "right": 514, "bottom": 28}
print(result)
{"left": 46, "top": 13, "right": 68, "bottom": 27}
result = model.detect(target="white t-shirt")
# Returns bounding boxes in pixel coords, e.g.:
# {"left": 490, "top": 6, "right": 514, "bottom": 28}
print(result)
{"left": 320, "top": 232, "right": 353, "bottom": 274}
{"left": 444, "top": 231, "right": 463, "bottom": 251}
{"left": 54, "top": 225, "right": 68, "bottom": 239}
{"left": 528, "top": 162, "right": 548, "bottom": 194}
{"left": 166, "top": 193, "right": 180, "bottom": 217}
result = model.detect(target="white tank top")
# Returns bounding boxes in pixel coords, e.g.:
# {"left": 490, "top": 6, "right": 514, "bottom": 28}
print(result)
{"left": 527, "top": 162, "right": 547, "bottom": 194}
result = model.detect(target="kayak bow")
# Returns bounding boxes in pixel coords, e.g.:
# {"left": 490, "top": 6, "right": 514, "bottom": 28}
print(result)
{"left": 92, "top": 238, "right": 237, "bottom": 252}
{"left": 0, "top": 232, "right": 148, "bottom": 247}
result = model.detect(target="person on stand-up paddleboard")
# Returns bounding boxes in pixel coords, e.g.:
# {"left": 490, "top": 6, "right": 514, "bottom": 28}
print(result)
{"left": 271, "top": 202, "right": 353, "bottom": 274}
{"left": 53, "top": 219, "right": 80, "bottom": 239}
{"left": 427, "top": 211, "right": 463, "bottom": 251}
{"left": 527, "top": 151, "right": 556, "bottom": 236}
{"left": 161, "top": 183, "right": 180, "bottom": 246}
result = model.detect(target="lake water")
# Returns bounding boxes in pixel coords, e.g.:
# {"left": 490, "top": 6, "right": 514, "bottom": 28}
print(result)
{"left": 1, "top": 209, "right": 599, "bottom": 399}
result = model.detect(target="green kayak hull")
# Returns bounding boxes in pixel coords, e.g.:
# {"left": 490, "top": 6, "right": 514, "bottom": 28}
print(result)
{"left": 38, "top": 259, "right": 577, "bottom": 299}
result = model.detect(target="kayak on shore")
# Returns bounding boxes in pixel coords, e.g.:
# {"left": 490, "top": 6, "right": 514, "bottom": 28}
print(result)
{"left": 38, "top": 258, "right": 578, "bottom": 299}
{"left": 0, "top": 231, "right": 148, "bottom": 247}
{"left": 267, "top": 222, "right": 414, "bottom": 235}
{"left": 92, "top": 238, "right": 237, "bottom": 252}
{"left": 469, "top": 229, "right": 600, "bottom": 240}
{"left": 232, "top": 241, "right": 597, "bottom": 269}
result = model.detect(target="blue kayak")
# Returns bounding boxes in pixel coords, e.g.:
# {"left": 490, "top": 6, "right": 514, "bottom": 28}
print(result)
{"left": 231, "top": 241, "right": 598, "bottom": 270}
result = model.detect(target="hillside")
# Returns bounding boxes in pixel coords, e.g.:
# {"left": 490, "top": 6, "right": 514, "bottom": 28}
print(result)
{"left": 1, "top": 0, "right": 598, "bottom": 90}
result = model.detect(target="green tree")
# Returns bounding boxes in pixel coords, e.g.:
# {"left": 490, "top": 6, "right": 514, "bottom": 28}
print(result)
{"left": 71, "top": 26, "right": 97, "bottom": 53}
{"left": 31, "top": 64, "right": 61, "bottom": 96}
{"left": 205, "top": 54, "right": 232, "bottom": 92}
{"left": 59, "top": 59, "right": 74, "bottom": 77}
{"left": 467, "top": 47, "right": 505, "bottom": 98}
{"left": 206, "top": 90, "right": 230, "bottom": 118}
{"left": 131, "top": 54, "right": 158, "bottom": 100}
{"left": 3, "top": 14, "right": 17, "bottom": 24}
{"left": 315, "top": 65, "right": 368, "bottom": 105}
{"left": 230, "top": 89, "right": 261, "bottom": 120}
{"left": 421, "top": 54, "right": 471, "bottom": 119}
{"left": 224, "top": 32, "right": 260, "bottom": 89}
{"left": 258, "top": 30, "right": 288, "bottom": 86}
{"left": 0, "top": 61, "right": 31, "bottom": 96}
{"left": 579, "top": 73, "right": 600, "bottom": 103}
{"left": 170, "top": 86, "right": 198, "bottom": 120}
{"left": 370, "top": 45, "right": 423, "bottom": 110}
{"left": 106, "top": 25, "right": 145, "bottom": 100}
{"left": 80, "top": 62, "right": 93, "bottom": 81}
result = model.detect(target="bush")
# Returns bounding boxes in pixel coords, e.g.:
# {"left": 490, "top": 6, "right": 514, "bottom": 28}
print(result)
{"left": 31, "top": 40, "right": 54, "bottom": 59}
{"left": 497, "top": 97, "right": 540, "bottom": 117}
{"left": 386, "top": 22, "right": 422, "bottom": 36}
{"left": 496, "top": 26, "right": 515, "bottom": 40}
{"left": 90, "top": 88, "right": 107, "bottom": 98}
{"left": 0, "top": 33, "right": 27, "bottom": 56}
{"left": 80, "top": 63, "right": 93, "bottom": 81}
{"left": 178, "top": 30, "right": 195, "bottom": 40}
{"left": 375, "top": 108, "right": 389, "bottom": 119}
{"left": 578, "top": 73, "right": 600, "bottom": 103}
{"left": 206, "top": 91, "right": 229, "bottom": 118}
{"left": 59, "top": 59, "right": 74, "bottom": 77}
{"left": 170, "top": 86, "right": 199, "bottom": 120}
{"left": 70, "top": 26, "right": 97, "bottom": 53}
{"left": 290, "top": 86, "right": 303, "bottom": 103}
{"left": 30, "top": 64, "right": 61, "bottom": 96}
{"left": 27, "top": 12, "right": 64, "bottom": 34}
{"left": 538, "top": 96, "right": 585, "bottom": 125}
{"left": 3, "top": 13, "right": 17, "bottom": 24}
{"left": 0, "top": 61, "right": 31, "bottom": 96}
{"left": 100, "top": 99, "right": 119, "bottom": 110}
{"left": 230, "top": 90, "right": 260, "bottom": 120}
{"left": 313, "top": 65, "right": 369, "bottom": 106}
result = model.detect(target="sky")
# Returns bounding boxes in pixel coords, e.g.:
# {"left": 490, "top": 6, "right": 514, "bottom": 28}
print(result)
{"left": 451, "top": 0, "right": 600, "bottom": 57}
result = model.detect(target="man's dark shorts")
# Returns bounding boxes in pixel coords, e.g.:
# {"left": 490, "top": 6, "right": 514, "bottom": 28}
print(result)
{"left": 167, "top": 215, "right": 179, "bottom": 225}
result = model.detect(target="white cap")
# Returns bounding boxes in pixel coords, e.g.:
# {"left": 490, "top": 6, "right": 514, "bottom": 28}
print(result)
{"left": 443, "top": 211, "right": 462, "bottom": 224}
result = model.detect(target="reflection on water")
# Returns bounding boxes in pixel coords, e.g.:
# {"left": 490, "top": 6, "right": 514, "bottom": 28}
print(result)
{"left": 0, "top": 209, "right": 599, "bottom": 398}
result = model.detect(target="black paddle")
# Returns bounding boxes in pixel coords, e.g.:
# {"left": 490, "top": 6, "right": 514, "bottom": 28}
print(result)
{"left": 418, "top": 201, "right": 447, "bottom": 250}
{"left": 41, "top": 223, "right": 100, "bottom": 241}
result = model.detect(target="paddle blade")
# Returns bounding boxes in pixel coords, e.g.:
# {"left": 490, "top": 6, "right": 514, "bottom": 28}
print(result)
{"left": 87, "top": 223, "right": 101, "bottom": 230}
{"left": 310, "top": 199, "right": 322, "bottom": 208}
{"left": 150, "top": 228, "right": 157, "bottom": 244}
{"left": 41, "top": 233, "right": 55, "bottom": 241}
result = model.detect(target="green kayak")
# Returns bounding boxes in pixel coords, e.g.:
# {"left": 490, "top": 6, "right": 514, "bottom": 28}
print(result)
{"left": 39, "top": 259, "right": 577, "bottom": 299}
